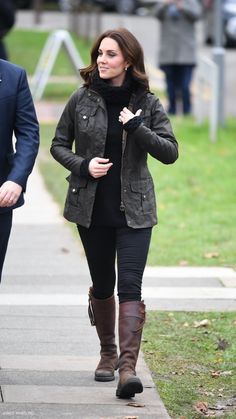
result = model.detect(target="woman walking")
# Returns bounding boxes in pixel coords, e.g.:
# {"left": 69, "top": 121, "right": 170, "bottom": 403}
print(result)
{"left": 51, "top": 28, "right": 178, "bottom": 399}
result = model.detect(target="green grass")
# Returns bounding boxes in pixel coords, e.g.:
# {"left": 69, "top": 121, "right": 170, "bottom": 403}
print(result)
{"left": 6, "top": 29, "right": 91, "bottom": 74}
{"left": 148, "top": 117, "right": 236, "bottom": 268}
{"left": 142, "top": 311, "right": 236, "bottom": 419}
{"left": 5, "top": 29, "right": 92, "bottom": 99}
{"left": 39, "top": 118, "right": 236, "bottom": 268}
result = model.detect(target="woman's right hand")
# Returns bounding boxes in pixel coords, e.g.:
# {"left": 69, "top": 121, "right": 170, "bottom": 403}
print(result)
{"left": 88, "top": 157, "right": 113, "bottom": 178}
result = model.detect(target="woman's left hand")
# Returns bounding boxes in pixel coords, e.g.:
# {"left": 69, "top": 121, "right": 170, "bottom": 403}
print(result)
{"left": 119, "top": 107, "right": 142, "bottom": 125}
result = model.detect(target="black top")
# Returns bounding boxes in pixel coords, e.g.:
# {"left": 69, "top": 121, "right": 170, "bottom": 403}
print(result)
{"left": 79, "top": 71, "right": 143, "bottom": 227}
{"left": 91, "top": 72, "right": 132, "bottom": 227}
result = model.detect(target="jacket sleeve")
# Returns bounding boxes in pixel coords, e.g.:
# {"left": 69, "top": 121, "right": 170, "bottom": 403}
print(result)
{"left": 50, "top": 90, "right": 85, "bottom": 177}
{"left": 7, "top": 69, "right": 39, "bottom": 190}
{"left": 131, "top": 96, "right": 179, "bottom": 165}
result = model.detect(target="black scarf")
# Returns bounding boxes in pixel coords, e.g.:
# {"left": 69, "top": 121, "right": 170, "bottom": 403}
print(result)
{"left": 90, "top": 69, "right": 133, "bottom": 104}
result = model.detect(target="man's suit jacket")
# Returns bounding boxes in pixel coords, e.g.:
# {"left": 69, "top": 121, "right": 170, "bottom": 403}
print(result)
{"left": 0, "top": 59, "right": 39, "bottom": 213}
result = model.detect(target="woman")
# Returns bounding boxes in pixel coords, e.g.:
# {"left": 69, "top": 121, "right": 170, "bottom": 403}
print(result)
{"left": 51, "top": 28, "right": 178, "bottom": 399}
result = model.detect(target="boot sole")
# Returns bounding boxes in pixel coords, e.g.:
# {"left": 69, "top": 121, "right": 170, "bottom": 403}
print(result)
{"left": 116, "top": 377, "right": 143, "bottom": 398}
{"left": 95, "top": 374, "right": 115, "bottom": 382}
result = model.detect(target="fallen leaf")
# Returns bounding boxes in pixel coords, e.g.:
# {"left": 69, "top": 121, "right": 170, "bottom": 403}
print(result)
{"left": 211, "top": 370, "right": 232, "bottom": 378}
{"left": 123, "top": 416, "right": 139, "bottom": 419}
{"left": 216, "top": 338, "right": 230, "bottom": 350}
{"left": 127, "top": 402, "right": 145, "bottom": 408}
{"left": 179, "top": 260, "right": 189, "bottom": 266}
{"left": 211, "top": 370, "right": 221, "bottom": 378}
{"left": 194, "top": 319, "right": 210, "bottom": 328}
{"left": 193, "top": 401, "right": 208, "bottom": 414}
{"left": 204, "top": 252, "right": 219, "bottom": 259}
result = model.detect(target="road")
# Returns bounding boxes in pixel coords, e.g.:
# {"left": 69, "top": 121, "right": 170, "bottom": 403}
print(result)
{"left": 16, "top": 10, "right": 236, "bottom": 117}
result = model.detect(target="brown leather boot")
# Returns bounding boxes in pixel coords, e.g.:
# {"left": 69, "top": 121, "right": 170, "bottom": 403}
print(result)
{"left": 116, "top": 300, "right": 146, "bottom": 398}
{"left": 88, "top": 287, "right": 118, "bottom": 382}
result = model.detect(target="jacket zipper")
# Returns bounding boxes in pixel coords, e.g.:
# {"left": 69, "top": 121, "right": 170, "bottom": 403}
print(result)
{"left": 120, "top": 94, "right": 135, "bottom": 212}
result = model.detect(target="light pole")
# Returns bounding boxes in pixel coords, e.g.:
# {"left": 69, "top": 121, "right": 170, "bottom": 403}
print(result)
{"left": 212, "top": 0, "right": 225, "bottom": 126}
{"left": 33, "top": 0, "right": 44, "bottom": 25}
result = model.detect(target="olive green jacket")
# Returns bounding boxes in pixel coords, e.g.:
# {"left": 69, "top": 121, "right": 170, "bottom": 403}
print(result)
{"left": 50, "top": 86, "right": 178, "bottom": 228}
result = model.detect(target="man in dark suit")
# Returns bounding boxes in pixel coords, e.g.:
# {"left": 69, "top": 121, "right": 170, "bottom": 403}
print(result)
{"left": 0, "top": 59, "right": 39, "bottom": 281}
{"left": 0, "top": 0, "right": 15, "bottom": 60}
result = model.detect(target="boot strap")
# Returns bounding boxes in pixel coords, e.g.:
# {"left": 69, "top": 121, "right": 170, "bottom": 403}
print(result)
{"left": 88, "top": 293, "right": 96, "bottom": 326}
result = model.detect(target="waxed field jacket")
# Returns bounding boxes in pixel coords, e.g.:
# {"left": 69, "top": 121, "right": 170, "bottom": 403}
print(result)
{"left": 50, "top": 86, "right": 178, "bottom": 228}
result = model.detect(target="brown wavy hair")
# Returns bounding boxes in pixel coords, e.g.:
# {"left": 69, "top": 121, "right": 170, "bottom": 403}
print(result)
{"left": 80, "top": 28, "right": 149, "bottom": 90}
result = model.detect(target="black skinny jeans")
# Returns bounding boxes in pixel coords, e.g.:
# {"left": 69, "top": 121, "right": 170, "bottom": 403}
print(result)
{"left": 77, "top": 225, "right": 152, "bottom": 303}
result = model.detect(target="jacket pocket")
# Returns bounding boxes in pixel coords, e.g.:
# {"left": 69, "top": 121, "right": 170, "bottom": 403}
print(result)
{"left": 130, "top": 179, "right": 154, "bottom": 214}
{"left": 66, "top": 174, "right": 88, "bottom": 207}
{"left": 75, "top": 105, "right": 98, "bottom": 132}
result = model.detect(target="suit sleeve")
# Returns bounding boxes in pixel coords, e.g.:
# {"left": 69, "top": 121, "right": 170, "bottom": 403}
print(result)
{"left": 7, "top": 69, "right": 39, "bottom": 190}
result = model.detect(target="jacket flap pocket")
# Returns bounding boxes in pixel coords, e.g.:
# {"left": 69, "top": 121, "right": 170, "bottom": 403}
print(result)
{"left": 76, "top": 105, "right": 97, "bottom": 118}
{"left": 130, "top": 179, "right": 152, "bottom": 193}
{"left": 66, "top": 174, "right": 88, "bottom": 191}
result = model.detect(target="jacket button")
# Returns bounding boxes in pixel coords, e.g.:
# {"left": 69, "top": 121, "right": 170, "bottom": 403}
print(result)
{"left": 83, "top": 115, "right": 87, "bottom": 120}
{"left": 72, "top": 188, "right": 76, "bottom": 193}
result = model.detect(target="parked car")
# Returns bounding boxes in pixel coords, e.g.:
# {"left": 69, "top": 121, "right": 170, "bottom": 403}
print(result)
{"left": 15, "top": 0, "right": 64, "bottom": 10}
{"left": 203, "top": 0, "right": 236, "bottom": 47}
{"left": 57, "top": 0, "right": 156, "bottom": 14}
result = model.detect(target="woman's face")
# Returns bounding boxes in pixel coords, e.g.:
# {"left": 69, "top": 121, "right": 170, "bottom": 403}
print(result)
{"left": 97, "top": 37, "right": 129, "bottom": 86}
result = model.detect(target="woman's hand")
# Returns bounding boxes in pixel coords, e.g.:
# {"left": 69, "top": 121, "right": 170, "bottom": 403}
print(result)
{"left": 88, "top": 157, "right": 113, "bottom": 178}
{"left": 119, "top": 107, "right": 142, "bottom": 125}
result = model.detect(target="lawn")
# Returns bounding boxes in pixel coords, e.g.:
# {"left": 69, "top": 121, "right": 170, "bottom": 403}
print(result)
{"left": 142, "top": 311, "right": 236, "bottom": 418}
{"left": 6, "top": 28, "right": 92, "bottom": 100}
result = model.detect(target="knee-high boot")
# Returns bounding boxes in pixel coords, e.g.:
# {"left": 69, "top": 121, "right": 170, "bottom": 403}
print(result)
{"left": 88, "top": 287, "right": 118, "bottom": 382}
{"left": 116, "top": 300, "right": 146, "bottom": 398}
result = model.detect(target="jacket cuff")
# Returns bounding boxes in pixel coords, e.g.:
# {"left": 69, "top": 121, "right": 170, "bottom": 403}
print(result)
{"left": 123, "top": 116, "right": 143, "bottom": 133}
{"left": 79, "top": 158, "right": 92, "bottom": 178}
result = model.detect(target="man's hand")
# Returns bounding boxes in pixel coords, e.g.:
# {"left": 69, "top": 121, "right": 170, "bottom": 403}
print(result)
{"left": 119, "top": 107, "right": 142, "bottom": 125}
{"left": 88, "top": 157, "right": 113, "bottom": 179}
{"left": 0, "top": 181, "right": 23, "bottom": 207}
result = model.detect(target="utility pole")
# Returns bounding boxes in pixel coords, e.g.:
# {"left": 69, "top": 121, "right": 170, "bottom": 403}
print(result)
{"left": 212, "top": 0, "right": 225, "bottom": 126}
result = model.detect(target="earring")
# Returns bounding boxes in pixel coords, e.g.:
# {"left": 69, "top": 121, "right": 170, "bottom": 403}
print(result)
{"left": 125, "top": 66, "right": 128, "bottom": 71}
